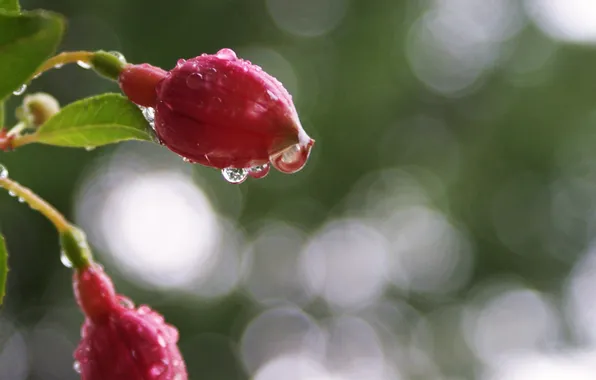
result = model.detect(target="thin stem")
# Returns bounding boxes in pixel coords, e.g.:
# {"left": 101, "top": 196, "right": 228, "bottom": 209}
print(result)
{"left": 6, "top": 122, "right": 27, "bottom": 138}
{"left": 0, "top": 176, "right": 70, "bottom": 232}
{"left": 31, "top": 51, "right": 94, "bottom": 80}
{"left": 10, "top": 133, "right": 38, "bottom": 148}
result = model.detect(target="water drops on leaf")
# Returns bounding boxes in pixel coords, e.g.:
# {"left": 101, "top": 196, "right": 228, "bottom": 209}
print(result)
{"left": 221, "top": 168, "right": 248, "bottom": 184}
{"left": 12, "top": 84, "right": 27, "bottom": 96}
{"left": 138, "top": 106, "right": 156, "bottom": 130}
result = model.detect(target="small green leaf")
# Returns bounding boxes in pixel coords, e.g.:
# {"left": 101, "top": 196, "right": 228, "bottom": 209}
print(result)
{"left": 0, "top": 234, "right": 8, "bottom": 306}
{"left": 0, "top": 0, "right": 19, "bottom": 12}
{"left": 36, "top": 93, "right": 155, "bottom": 147}
{"left": 0, "top": 10, "right": 64, "bottom": 101}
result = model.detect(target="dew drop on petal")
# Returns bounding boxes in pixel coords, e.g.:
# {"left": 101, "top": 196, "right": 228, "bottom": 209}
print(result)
{"left": 149, "top": 363, "right": 167, "bottom": 377}
{"left": 269, "top": 139, "right": 314, "bottom": 174}
{"left": 138, "top": 305, "right": 151, "bottom": 315}
{"left": 266, "top": 89, "right": 279, "bottom": 101}
{"left": 248, "top": 163, "right": 270, "bottom": 179}
{"left": 157, "top": 335, "right": 167, "bottom": 347}
{"left": 0, "top": 164, "right": 8, "bottom": 179}
{"left": 221, "top": 168, "right": 248, "bottom": 184}
{"left": 73, "top": 361, "right": 82, "bottom": 373}
{"left": 118, "top": 296, "right": 135, "bottom": 309}
{"left": 60, "top": 250, "right": 73, "bottom": 268}
{"left": 215, "top": 48, "right": 238, "bottom": 60}
{"left": 185, "top": 73, "right": 204, "bottom": 90}
{"left": 12, "top": 84, "right": 26, "bottom": 96}
{"left": 76, "top": 61, "right": 91, "bottom": 69}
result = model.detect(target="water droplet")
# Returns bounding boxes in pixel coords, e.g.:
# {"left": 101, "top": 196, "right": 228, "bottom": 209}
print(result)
{"left": 266, "top": 90, "right": 279, "bottom": 101}
{"left": 216, "top": 48, "right": 238, "bottom": 60}
{"left": 8, "top": 190, "right": 15, "bottom": 197}
{"left": 248, "top": 163, "right": 270, "bottom": 179}
{"left": 12, "top": 84, "right": 26, "bottom": 96}
{"left": 77, "top": 61, "right": 91, "bottom": 69}
{"left": 269, "top": 139, "right": 315, "bottom": 174}
{"left": 138, "top": 305, "right": 151, "bottom": 315}
{"left": 157, "top": 335, "right": 167, "bottom": 347}
{"left": 108, "top": 51, "right": 127, "bottom": 64}
{"left": 181, "top": 157, "right": 194, "bottom": 163}
{"left": 176, "top": 59, "right": 186, "bottom": 66}
{"left": 149, "top": 363, "right": 167, "bottom": 376}
{"left": 73, "top": 361, "right": 82, "bottom": 373}
{"left": 0, "top": 165, "right": 8, "bottom": 179}
{"left": 221, "top": 168, "right": 248, "bottom": 184}
{"left": 138, "top": 106, "right": 156, "bottom": 130}
{"left": 54, "top": 63, "right": 64, "bottom": 69}
{"left": 118, "top": 296, "right": 134, "bottom": 309}
{"left": 85, "top": 146, "right": 95, "bottom": 152}
{"left": 17, "top": 197, "right": 24, "bottom": 203}
{"left": 60, "top": 250, "right": 73, "bottom": 268}
{"left": 185, "top": 73, "right": 204, "bottom": 89}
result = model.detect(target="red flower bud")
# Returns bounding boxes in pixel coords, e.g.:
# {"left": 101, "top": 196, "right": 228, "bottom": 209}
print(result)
{"left": 119, "top": 49, "right": 314, "bottom": 177}
{"left": 73, "top": 264, "right": 187, "bottom": 380}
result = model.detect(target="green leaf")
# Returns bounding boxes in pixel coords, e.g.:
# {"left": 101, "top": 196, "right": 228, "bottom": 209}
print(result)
{"left": 36, "top": 93, "right": 155, "bottom": 147}
{"left": 0, "top": 0, "right": 19, "bottom": 12}
{"left": 0, "top": 10, "right": 64, "bottom": 101}
{"left": 0, "top": 234, "right": 7, "bottom": 306}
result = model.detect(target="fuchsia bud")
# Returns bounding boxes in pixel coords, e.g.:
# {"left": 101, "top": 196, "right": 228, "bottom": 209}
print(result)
{"left": 73, "top": 264, "right": 187, "bottom": 380}
{"left": 119, "top": 48, "right": 314, "bottom": 175}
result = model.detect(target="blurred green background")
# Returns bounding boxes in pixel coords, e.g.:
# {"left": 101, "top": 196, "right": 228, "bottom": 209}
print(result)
{"left": 3, "top": 0, "right": 596, "bottom": 379}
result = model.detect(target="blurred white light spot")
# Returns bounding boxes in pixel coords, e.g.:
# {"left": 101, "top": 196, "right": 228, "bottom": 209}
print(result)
{"left": 299, "top": 219, "right": 390, "bottom": 310}
{"left": 324, "top": 316, "right": 393, "bottom": 380}
{"left": 266, "top": 0, "right": 348, "bottom": 37}
{"left": 244, "top": 222, "right": 311, "bottom": 305}
{"left": 382, "top": 206, "right": 473, "bottom": 295}
{"left": 483, "top": 350, "right": 596, "bottom": 380}
{"left": 255, "top": 354, "right": 338, "bottom": 380}
{"left": 241, "top": 306, "right": 325, "bottom": 374}
{"left": 526, "top": 0, "right": 596, "bottom": 44}
{"left": 0, "top": 321, "right": 28, "bottom": 380}
{"left": 464, "top": 287, "right": 560, "bottom": 364}
{"left": 565, "top": 242, "right": 596, "bottom": 345}
{"left": 75, "top": 145, "right": 223, "bottom": 291}
{"left": 406, "top": 0, "right": 525, "bottom": 96}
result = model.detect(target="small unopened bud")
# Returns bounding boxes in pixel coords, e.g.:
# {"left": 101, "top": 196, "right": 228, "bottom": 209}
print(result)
{"left": 18, "top": 92, "right": 60, "bottom": 126}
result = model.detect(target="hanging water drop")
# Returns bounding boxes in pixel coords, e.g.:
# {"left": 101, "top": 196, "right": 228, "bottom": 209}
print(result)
{"left": 60, "top": 250, "right": 73, "bottom": 268}
{"left": 12, "top": 84, "right": 26, "bottom": 96}
{"left": 108, "top": 51, "right": 127, "bottom": 64}
{"left": 85, "top": 146, "right": 95, "bottom": 152}
{"left": 73, "top": 361, "right": 82, "bottom": 373}
{"left": 221, "top": 168, "right": 248, "bottom": 184}
{"left": 77, "top": 61, "right": 91, "bottom": 69}
{"left": 157, "top": 335, "right": 167, "bottom": 347}
{"left": 118, "top": 296, "right": 134, "bottom": 309}
{"left": 54, "top": 63, "right": 64, "bottom": 69}
{"left": 8, "top": 190, "right": 15, "bottom": 197}
{"left": 0, "top": 164, "right": 8, "bottom": 179}
{"left": 17, "top": 197, "right": 25, "bottom": 203}
{"left": 248, "top": 163, "right": 270, "bottom": 179}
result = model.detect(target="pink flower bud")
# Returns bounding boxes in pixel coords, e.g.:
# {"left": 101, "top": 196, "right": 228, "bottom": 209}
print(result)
{"left": 73, "top": 264, "right": 187, "bottom": 380}
{"left": 119, "top": 49, "right": 314, "bottom": 175}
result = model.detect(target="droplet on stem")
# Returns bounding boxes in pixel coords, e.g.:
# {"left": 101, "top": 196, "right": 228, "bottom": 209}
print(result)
{"left": 108, "top": 51, "right": 127, "bottom": 64}
{"left": 0, "top": 164, "right": 8, "bottom": 179}
{"left": 73, "top": 360, "right": 82, "bottom": 373}
{"left": 60, "top": 250, "right": 73, "bottom": 268}
{"left": 12, "top": 84, "right": 27, "bottom": 96}
{"left": 77, "top": 61, "right": 92, "bottom": 69}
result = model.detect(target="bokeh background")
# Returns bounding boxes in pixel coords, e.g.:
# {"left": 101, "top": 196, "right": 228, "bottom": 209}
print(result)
{"left": 2, "top": 0, "right": 596, "bottom": 379}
